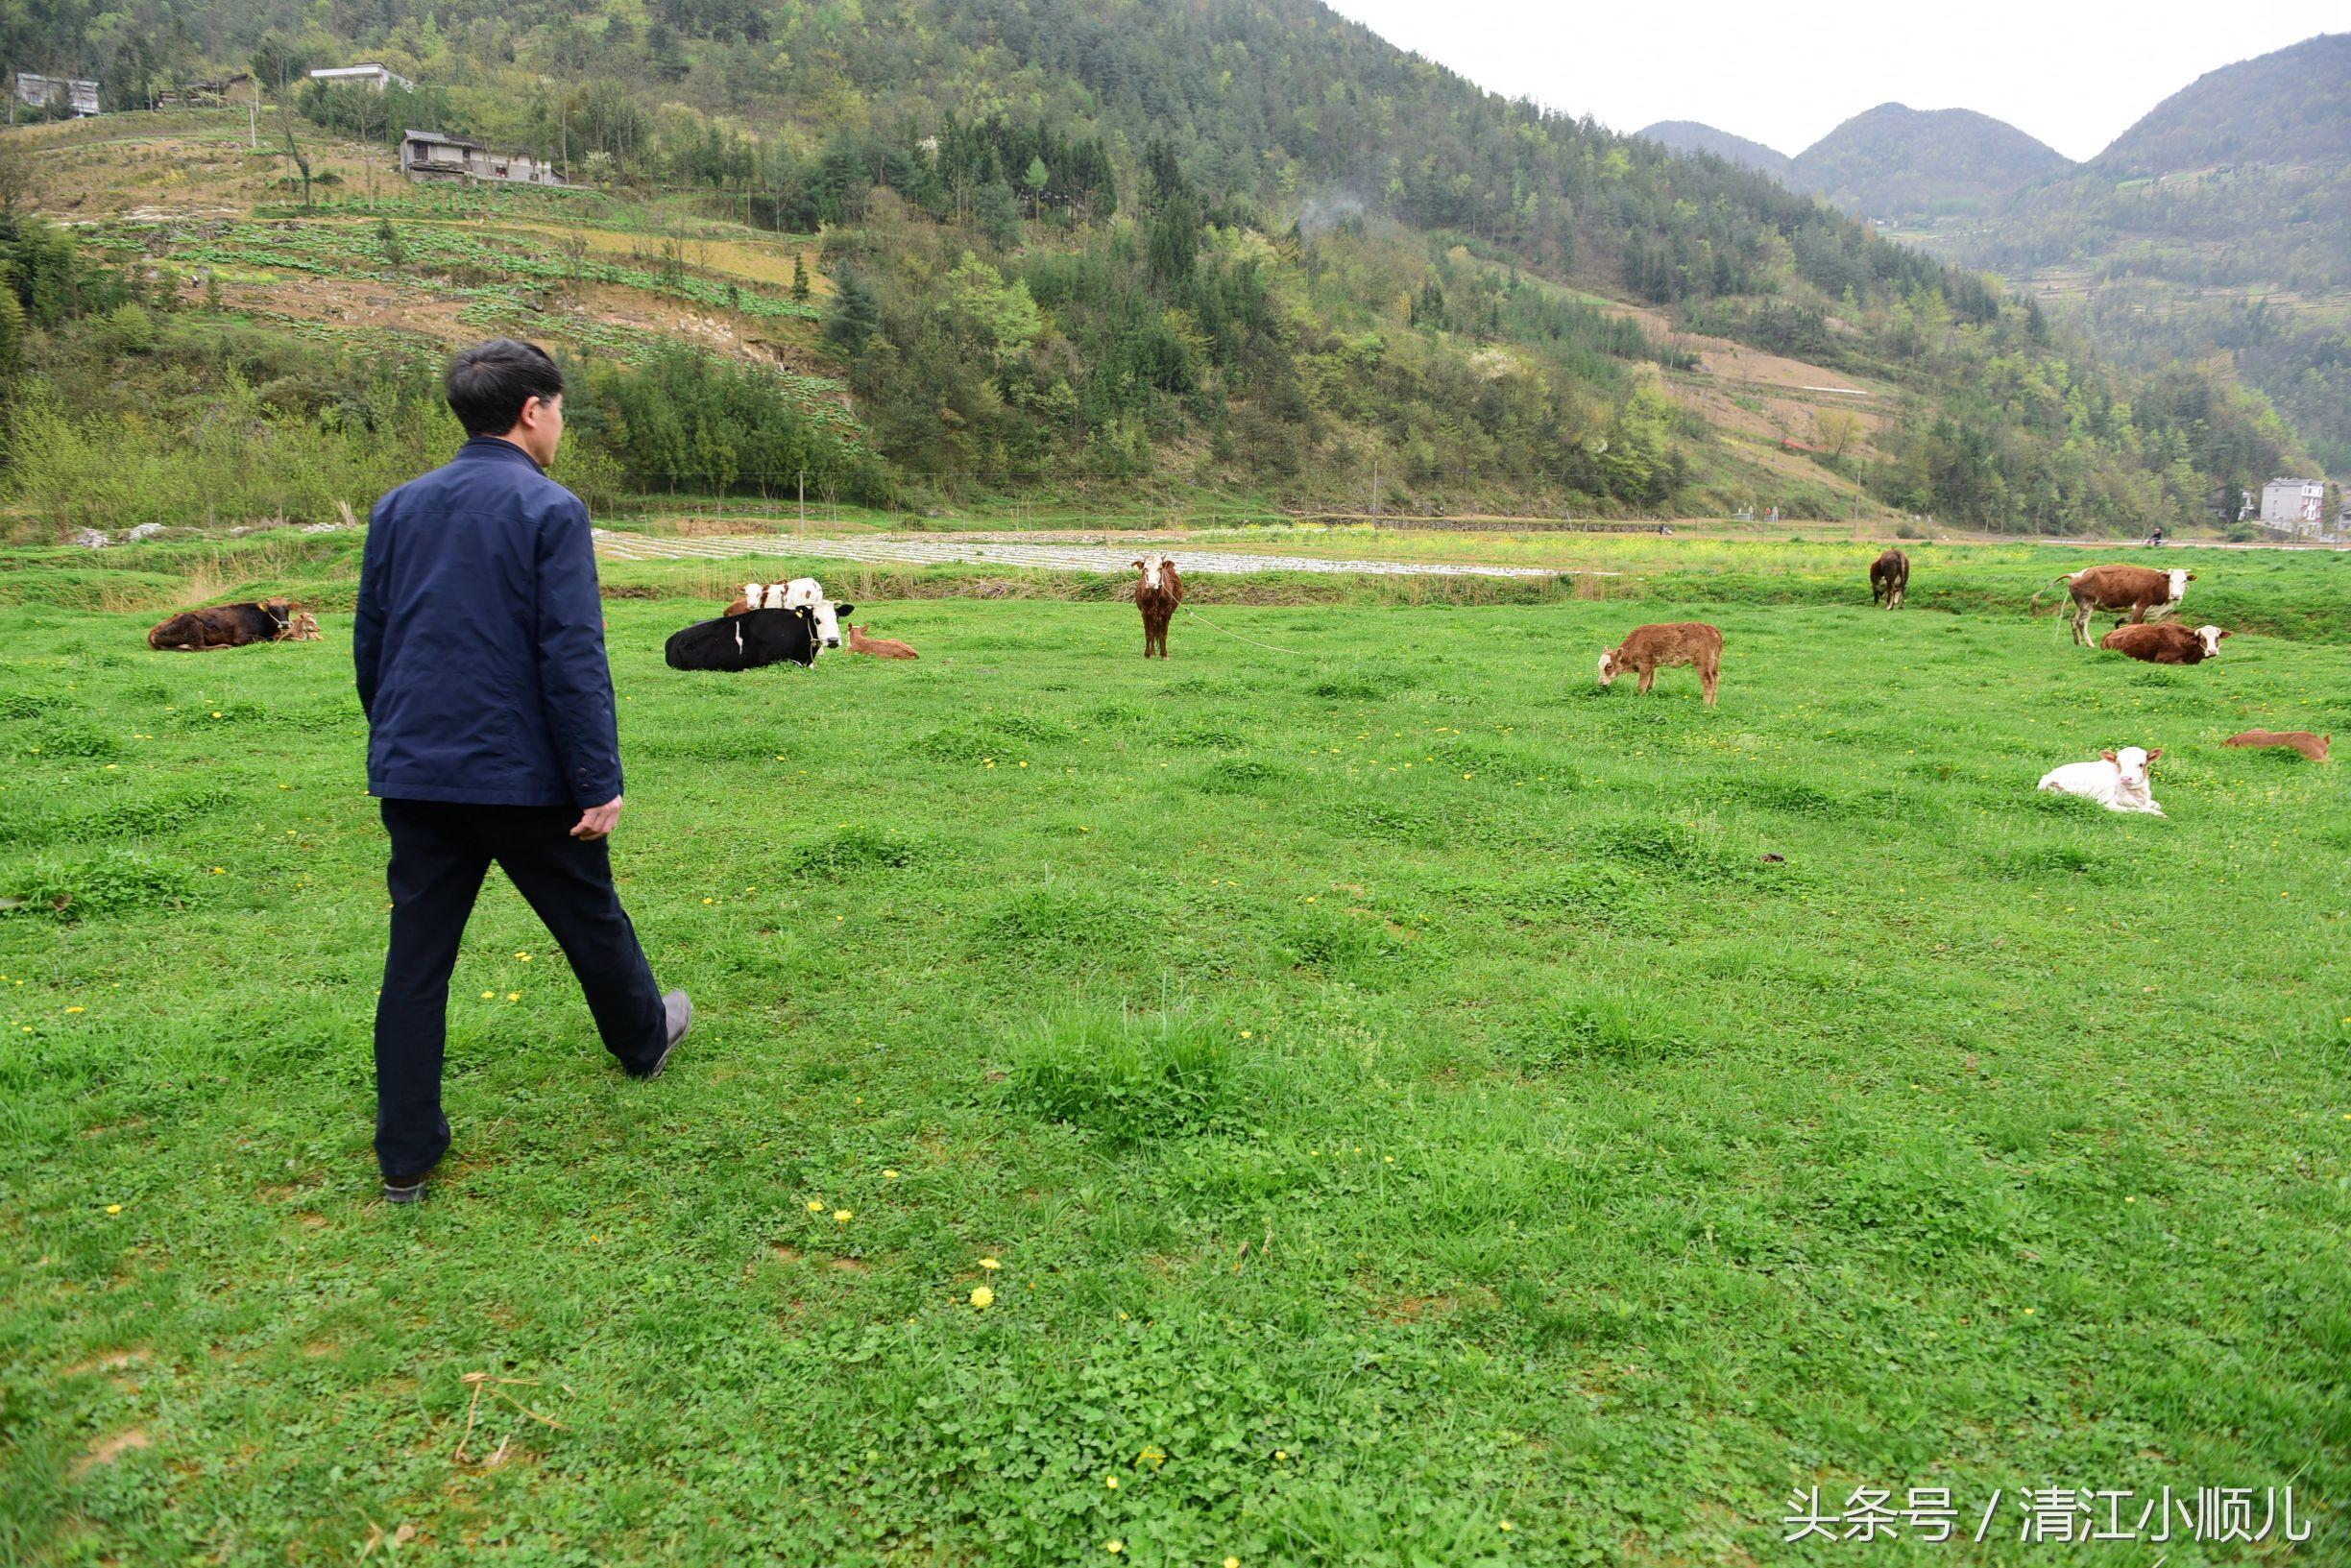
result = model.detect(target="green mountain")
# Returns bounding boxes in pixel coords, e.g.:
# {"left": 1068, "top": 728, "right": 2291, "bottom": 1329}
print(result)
{"left": 1923, "top": 33, "right": 2351, "bottom": 478}
{"left": 1635, "top": 122, "right": 1793, "bottom": 180}
{"left": 1788, "top": 104, "right": 2072, "bottom": 222}
{"left": 0, "top": 0, "right": 2312, "bottom": 533}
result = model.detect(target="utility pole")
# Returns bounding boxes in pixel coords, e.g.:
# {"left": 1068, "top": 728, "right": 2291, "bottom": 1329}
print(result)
{"left": 1369, "top": 432, "right": 1381, "bottom": 526}
{"left": 797, "top": 470, "right": 805, "bottom": 538}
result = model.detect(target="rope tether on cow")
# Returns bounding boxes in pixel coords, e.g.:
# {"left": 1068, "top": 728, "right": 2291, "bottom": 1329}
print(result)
{"left": 1173, "top": 605, "right": 1318, "bottom": 659}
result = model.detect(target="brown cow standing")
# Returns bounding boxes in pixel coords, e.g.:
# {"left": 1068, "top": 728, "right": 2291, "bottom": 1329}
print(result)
{"left": 2041, "top": 564, "right": 2193, "bottom": 646}
{"left": 2100, "top": 622, "right": 2226, "bottom": 664}
{"left": 846, "top": 625, "right": 919, "bottom": 660}
{"left": 2224, "top": 730, "right": 2330, "bottom": 762}
{"left": 1869, "top": 548, "right": 1909, "bottom": 610}
{"left": 147, "top": 598, "right": 293, "bottom": 651}
{"left": 1598, "top": 621, "right": 1721, "bottom": 707}
{"left": 1132, "top": 553, "right": 1182, "bottom": 659}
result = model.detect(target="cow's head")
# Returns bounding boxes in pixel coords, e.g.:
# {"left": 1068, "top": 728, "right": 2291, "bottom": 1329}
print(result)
{"left": 260, "top": 596, "right": 292, "bottom": 631}
{"left": 2167, "top": 568, "right": 2193, "bottom": 599}
{"left": 1133, "top": 553, "right": 1170, "bottom": 592}
{"left": 1597, "top": 649, "right": 1620, "bottom": 688}
{"left": 743, "top": 581, "right": 763, "bottom": 608}
{"left": 2099, "top": 746, "right": 2161, "bottom": 795}
{"left": 2194, "top": 624, "right": 2228, "bottom": 658}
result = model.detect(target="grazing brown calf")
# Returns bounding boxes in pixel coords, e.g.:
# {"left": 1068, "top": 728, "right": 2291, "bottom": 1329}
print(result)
{"left": 2040, "top": 564, "right": 2193, "bottom": 646}
{"left": 1132, "top": 553, "right": 1182, "bottom": 659}
{"left": 1869, "top": 547, "right": 1909, "bottom": 610}
{"left": 147, "top": 597, "right": 293, "bottom": 651}
{"left": 1598, "top": 621, "right": 1722, "bottom": 707}
{"left": 2224, "top": 729, "right": 2330, "bottom": 762}
{"left": 847, "top": 624, "right": 919, "bottom": 660}
{"left": 2100, "top": 622, "right": 2225, "bottom": 663}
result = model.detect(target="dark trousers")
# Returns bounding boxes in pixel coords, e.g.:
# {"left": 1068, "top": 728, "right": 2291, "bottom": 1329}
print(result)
{"left": 375, "top": 798, "right": 666, "bottom": 1180}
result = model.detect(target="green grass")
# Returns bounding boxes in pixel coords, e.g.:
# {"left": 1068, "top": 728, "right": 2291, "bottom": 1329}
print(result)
{"left": 3, "top": 580, "right": 2349, "bottom": 1564}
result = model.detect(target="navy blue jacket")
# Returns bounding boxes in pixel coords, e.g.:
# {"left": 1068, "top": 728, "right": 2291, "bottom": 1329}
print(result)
{"left": 355, "top": 438, "right": 623, "bottom": 808}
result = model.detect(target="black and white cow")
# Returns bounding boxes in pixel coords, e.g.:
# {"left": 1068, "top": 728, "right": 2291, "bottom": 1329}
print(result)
{"left": 663, "top": 603, "right": 850, "bottom": 672}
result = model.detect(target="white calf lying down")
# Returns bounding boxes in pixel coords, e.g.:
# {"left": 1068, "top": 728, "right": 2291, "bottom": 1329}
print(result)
{"left": 2038, "top": 747, "right": 2166, "bottom": 816}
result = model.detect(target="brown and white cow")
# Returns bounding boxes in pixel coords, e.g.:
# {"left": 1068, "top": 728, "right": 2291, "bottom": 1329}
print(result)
{"left": 2223, "top": 729, "right": 2330, "bottom": 762}
{"left": 1869, "top": 548, "right": 1909, "bottom": 610}
{"left": 1132, "top": 553, "right": 1182, "bottom": 659}
{"left": 1598, "top": 621, "right": 1721, "bottom": 707}
{"left": 2045, "top": 565, "right": 2193, "bottom": 646}
{"left": 147, "top": 598, "right": 294, "bottom": 651}
{"left": 2100, "top": 622, "right": 2226, "bottom": 664}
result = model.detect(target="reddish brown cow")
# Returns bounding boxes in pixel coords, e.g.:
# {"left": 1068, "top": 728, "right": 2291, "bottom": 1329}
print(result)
{"left": 147, "top": 598, "right": 293, "bottom": 651}
{"left": 2041, "top": 564, "right": 2193, "bottom": 646}
{"left": 1132, "top": 553, "right": 1182, "bottom": 659}
{"left": 2224, "top": 730, "right": 2330, "bottom": 762}
{"left": 1598, "top": 621, "right": 1721, "bottom": 707}
{"left": 1869, "top": 547, "right": 1909, "bottom": 610}
{"left": 847, "top": 624, "right": 919, "bottom": 660}
{"left": 2100, "top": 621, "right": 2226, "bottom": 664}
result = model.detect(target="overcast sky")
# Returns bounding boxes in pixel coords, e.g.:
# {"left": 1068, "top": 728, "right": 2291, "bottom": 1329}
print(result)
{"left": 1322, "top": 1, "right": 2347, "bottom": 161}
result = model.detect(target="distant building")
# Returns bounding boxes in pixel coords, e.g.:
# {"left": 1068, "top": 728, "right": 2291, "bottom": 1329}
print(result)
{"left": 13, "top": 72, "right": 101, "bottom": 117}
{"left": 308, "top": 63, "right": 415, "bottom": 93}
{"left": 399, "top": 128, "right": 565, "bottom": 187}
{"left": 155, "top": 71, "right": 254, "bottom": 109}
{"left": 2259, "top": 477, "right": 2325, "bottom": 534}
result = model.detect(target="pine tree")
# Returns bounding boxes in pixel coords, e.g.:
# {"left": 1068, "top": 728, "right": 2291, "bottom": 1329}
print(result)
{"left": 790, "top": 253, "right": 811, "bottom": 304}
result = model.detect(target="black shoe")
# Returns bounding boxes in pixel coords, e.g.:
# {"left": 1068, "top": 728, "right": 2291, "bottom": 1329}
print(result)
{"left": 383, "top": 1176, "right": 429, "bottom": 1204}
{"left": 630, "top": 990, "right": 693, "bottom": 1079}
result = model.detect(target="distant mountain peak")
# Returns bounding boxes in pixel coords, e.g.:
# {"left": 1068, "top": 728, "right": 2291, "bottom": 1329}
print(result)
{"left": 1635, "top": 120, "right": 1792, "bottom": 179}
{"left": 1790, "top": 104, "right": 2071, "bottom": 222}
{"left": 2093, "top": 31, "right": 2350, "bottom": 173}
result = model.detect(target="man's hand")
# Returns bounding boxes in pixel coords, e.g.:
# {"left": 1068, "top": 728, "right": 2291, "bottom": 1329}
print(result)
{"left": 570, "top": 794, "right": 623, "bottom": 841}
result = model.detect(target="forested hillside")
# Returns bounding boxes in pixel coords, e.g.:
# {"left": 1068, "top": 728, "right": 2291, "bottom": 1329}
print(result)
{"left": 1923, "top": 34, "right": 2351, "bottom": 477}
{"left": 0, "top": 0, "right": 2315, "bottom": 531}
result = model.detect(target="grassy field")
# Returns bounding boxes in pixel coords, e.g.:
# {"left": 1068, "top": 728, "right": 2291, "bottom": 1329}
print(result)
{"left": 3, "top": 554, "right": 2349, "bottom": 1563}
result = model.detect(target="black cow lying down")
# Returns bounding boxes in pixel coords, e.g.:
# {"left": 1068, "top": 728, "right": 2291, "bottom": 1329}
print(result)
{"left": 664, "top": 604, "right": 849, "bottom": 671}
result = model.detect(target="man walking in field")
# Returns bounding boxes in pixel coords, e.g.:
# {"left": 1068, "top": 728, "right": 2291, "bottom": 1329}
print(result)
{"left": 354, "top": 338, "right": 691, "bottom": 1204}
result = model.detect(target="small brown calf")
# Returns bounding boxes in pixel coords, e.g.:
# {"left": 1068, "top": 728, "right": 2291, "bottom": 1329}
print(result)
{"left": 1869, "top": 547, "right": 1909, "bottom": 610}
{"left": 2223, "top": 730, "right": 2330, "bottom": 762}
{"left": 847, "top": 625, "right": 919, "bottom": 660}
{"left": 1599, "top": 621, "right": 1722, "bottom": 707}
{"left": 279, "top": 611, "right": 322, "bottom": 641}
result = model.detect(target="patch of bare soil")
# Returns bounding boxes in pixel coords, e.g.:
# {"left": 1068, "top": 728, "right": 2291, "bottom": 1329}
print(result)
{"left": 71, "top": 1428, "right": 152, "bottom": 1478}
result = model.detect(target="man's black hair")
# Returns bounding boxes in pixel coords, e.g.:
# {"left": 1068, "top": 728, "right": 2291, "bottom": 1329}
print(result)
{"left": 444, "top": 339, "right": 564, "bottom": 437}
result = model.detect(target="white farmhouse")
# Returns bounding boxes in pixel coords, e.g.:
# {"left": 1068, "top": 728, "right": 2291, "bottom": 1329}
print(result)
{"left": 307, "top": 63, "right": 416, "bottom": 93}
{"left": 2259, "top": 477, "right": 2324, "bottom": 535}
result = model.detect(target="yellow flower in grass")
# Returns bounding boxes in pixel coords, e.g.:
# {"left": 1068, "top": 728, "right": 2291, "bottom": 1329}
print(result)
{"left": 970, "top": 1286, "right": 995, "bottom": 1309}
{"left": 882, "top": 1170, "right": 900, "bottom": 1180}
{"left": 834, "top": 1209, "right": 852, "bottom": 1224}
{"left": 105, "top": 1203, "right": 122, "bottom": 1214}
{"left": 978, "top": 1257, "right": 1001, "bottom": 1269}
{"left": 1103, "top": 1543, "right": 1122, "bottom": 1556}
{"left": 507, "top": 992, "right": 521, "bottom": 1002}
{"left": 807, "top": 1199, "right": 825, "bottom": 1212}
{"left": 481, "top": 991, "right": 495, "bottom": 1000}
